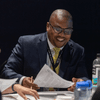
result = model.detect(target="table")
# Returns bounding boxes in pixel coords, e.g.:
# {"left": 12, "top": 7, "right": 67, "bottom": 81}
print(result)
{"left": 2, "top": 91, "right": 74, "bottom": 100}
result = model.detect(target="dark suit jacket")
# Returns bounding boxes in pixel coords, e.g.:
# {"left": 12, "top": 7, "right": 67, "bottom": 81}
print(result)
{"left": 1, "top": 32, "right": 88, "bottom": 81}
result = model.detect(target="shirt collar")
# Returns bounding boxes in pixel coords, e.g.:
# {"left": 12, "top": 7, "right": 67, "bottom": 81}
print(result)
{"left": 47, "top": 35, "right": 64, "bottom": 50}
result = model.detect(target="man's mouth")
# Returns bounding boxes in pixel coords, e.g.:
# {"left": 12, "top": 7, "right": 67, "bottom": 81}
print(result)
{"left": 57, "top": 38, "right": 65, "bottom": 42}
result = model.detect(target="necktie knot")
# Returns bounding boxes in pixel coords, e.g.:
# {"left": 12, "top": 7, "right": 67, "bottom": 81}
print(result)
{"left": 53, "top": 47, "right": 60, "bottom": 54}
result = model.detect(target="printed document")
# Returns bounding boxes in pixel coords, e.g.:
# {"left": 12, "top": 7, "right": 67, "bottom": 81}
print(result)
{"left": 0, "top": 78, "right": 18, "bottom": 92}
{"left": 3, "top": 91, "right": 74, "bottom": 100}
{"left": 3, "top": 94, "right": 37, "bottom": 100}
{"left": 34, "top": 64, "right": 74, "bottom": 88}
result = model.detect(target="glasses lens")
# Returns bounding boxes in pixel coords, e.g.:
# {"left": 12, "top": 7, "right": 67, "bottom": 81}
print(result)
{"left": 64, "top": 29, "right": 73, "bottom": 35}
{"left": 53, "top": 27, "right": 62, "bottom": 33}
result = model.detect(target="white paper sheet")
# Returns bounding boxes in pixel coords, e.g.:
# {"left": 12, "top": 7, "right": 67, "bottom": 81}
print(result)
{"left": 34, "top": 64, "right": 74, "bottom": 88}
{"left": 3, "top": 92, "right": 74, "bottom": 100}
{"left": 2, "top": 91, "right": 74, "bottom": 100}
{"left": 38, "top": 91, "right": 74, "bottom": 95}
{"left": 0, "top": 78, "right": 18, "bottom": 92}
{"left": 3, "top": 94, "right": 41, "bottom": 100}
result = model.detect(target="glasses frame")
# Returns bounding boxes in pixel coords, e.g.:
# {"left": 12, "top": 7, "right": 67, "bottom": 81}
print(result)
{"left": 49, "top": 22, "right": 73, "bottom": 35}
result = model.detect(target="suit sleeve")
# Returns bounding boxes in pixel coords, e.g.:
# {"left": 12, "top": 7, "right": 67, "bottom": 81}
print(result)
{"left": 75, "top": 48, "right": 89, "bottom": 80}
{"left": 1, "top": 37, "right": 24, "bottom": 79}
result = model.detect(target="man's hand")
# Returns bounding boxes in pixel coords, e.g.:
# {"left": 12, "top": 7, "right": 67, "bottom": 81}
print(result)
{"left": 2, "top": 84, "right": 39, "bottom": 100}
{"left": 14, "top": 84, "right": 39, "bottom": 100}
{"left": 22, "top": 77, "right": 40, "bottom": 90}
{"left": 68, "top": 77, "right": 83, "bottom": 92}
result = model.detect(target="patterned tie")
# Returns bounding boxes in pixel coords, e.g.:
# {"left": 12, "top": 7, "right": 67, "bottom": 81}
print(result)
{"left": 49, "top": 47, "right": 60, "bottom": 91}
{"left": 53, "top": 47, "right": 60, "bottom": 74}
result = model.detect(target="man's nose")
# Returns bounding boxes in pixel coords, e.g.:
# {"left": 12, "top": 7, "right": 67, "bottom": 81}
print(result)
{"left": 58, "top": 29, "right": 65, "bottom": 37}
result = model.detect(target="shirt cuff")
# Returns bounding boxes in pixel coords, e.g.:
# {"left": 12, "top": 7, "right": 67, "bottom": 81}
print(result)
{"left": 19, "top": 76, "right": 26, "bottom": 85}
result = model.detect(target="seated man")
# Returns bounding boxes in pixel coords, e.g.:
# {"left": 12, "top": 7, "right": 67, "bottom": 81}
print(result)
{"left": 2, "top": 83, "right": 39, "bottom": 100}
{"left": 1, "top": 9, "right": 88, "bottom": 91}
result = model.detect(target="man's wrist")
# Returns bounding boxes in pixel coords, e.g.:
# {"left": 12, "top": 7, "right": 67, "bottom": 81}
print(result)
{"left": 12, "top": 82, "right": 19, "bottom": 92}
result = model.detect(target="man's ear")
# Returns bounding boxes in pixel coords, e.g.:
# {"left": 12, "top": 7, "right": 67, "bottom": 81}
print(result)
{"left": 46, "top": 22, "right": 50, "bottom": 32}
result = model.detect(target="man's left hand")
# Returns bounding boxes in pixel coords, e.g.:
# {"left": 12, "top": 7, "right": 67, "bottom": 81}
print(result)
{"left": 67, "top": 77, "right": 83, "bottom": 92}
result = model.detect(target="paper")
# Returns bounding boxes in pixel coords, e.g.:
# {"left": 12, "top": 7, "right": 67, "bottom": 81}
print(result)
{"left": 38, "top": 91, "right": 74, "bottom": 95}
{"left": 3, "top": 93, "right": 41, "bottom": 100}
{"left": 17, "top": 94, "right": 37, "bottom": 100}
{"left": 56, "top": 95, "right": 73, "bottom": 100}
{"left": 2, "top": 91, "right": 74, "bottom": 100}
{"left": 2, "top": 93, "right": 19, "bottom": 100}
{"left": 34, "top": 64, "right": 74, "bottom": 88}
{"left": 0, "top": 78, "right": 18, "bottom": 92}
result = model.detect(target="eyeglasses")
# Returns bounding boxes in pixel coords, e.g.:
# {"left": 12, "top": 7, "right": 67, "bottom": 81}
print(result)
{"left": 49, "top": 23, "right": 73, "bottom": 35}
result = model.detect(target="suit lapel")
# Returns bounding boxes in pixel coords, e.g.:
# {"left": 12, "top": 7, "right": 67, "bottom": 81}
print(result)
{"left": 59, "top": 40, "right": 74, "bottom": 78}
{"left": 37, "top": 33, "right": 47, "bottom": 69}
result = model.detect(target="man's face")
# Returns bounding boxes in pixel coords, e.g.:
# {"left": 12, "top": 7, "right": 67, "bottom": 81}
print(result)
{"left": 46, "top": 16, "right": 73, "bottom": 48}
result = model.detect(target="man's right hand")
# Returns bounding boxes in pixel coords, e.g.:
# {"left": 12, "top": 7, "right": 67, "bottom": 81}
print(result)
{"left": 22, "top": 77, "right": 40, "bottom": 90}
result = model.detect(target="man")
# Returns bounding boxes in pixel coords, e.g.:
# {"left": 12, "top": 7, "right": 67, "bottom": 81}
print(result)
{"left": 1, "top": 9, "right": 88, "bottom": 91}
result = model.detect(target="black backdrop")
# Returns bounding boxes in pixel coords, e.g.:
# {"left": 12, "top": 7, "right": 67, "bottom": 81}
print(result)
{"left": 1, "top": 0, "right": 100, "bottom": 79}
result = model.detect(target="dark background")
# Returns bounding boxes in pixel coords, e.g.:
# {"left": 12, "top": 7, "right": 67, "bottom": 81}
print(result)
{"left": 1, "top": 0, "right": 100, "bottom": 80}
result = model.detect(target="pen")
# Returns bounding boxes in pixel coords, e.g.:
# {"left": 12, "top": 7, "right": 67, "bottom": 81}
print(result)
{"left": 30, "top": 76, "right": 33, "bottom": 89}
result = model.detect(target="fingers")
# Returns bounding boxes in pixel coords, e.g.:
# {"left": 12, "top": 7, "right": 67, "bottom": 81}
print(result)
{"left": 28, "top": 92, "right": 37, "bottom": 100}
{"left": 77, "top": 78, "right": 83, "bottom": 82}
{"left": 17, "top": 87, "right": 39, "bottom": 100}
{"left": 68, "top": 84, "right": 76, "bottom": 92}
{"left": 27, "top": 90, "right": 39, "bottom": 100}
{"left": 31, "top": 90, "right": 39, "bottom": 99}
{"left": 23, "top": 77, "right": 33, "bottom": 85}
{"left": 72, "top": 77, "right": 84, "bottom": 82}
{"left": 72, "top": 77, "right": 77, "bottom": 82}
{"left": 69, "top": 77, "right": 83, "bottom": 92}
{"left": 23, "top": 89, "right": 39, "bottom": 100}
{"left": 19, "top": 92, "right": 27, "bottom": 100}
{"left": 68, "top": 87, "right": 74, "bottom": 92}
{"left": 14, "top": 84, "right": 39, "bottom": 100}
{"left": 22, "top": 77, "right": 40, "bottom": 90}
{"left": 28, "top": 78, "right": 39, "bottom": 90}
{"left": 32, "top": 85, "right": 40, "bottom": 90}
{"left": 25, "top": 77, "right": 33, "bottom": 85}
{"left": 69, "top": 77, "right": 84, "bottom": 92}
{"left": 26, "top": 81, "right": 39, "bottom": 90}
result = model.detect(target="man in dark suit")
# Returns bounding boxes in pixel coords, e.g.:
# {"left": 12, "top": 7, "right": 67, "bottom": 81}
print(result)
{"left": 1, "top": 9, "right": 88, "bottom": 91}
